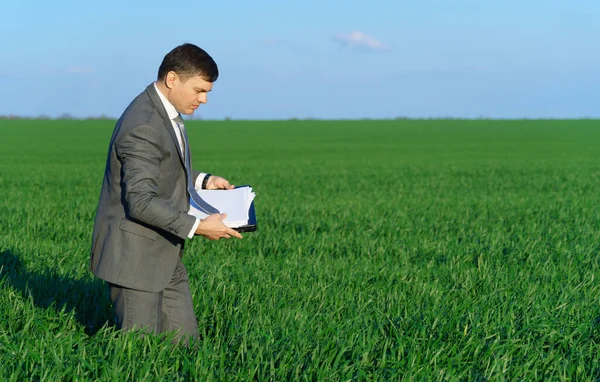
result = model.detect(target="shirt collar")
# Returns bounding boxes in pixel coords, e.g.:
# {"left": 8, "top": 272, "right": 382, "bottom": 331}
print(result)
{"left": 153, "top": 82, "right": 179, "bottom": 121}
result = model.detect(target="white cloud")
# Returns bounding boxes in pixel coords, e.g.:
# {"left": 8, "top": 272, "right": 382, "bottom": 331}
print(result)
{"left": 263, "top": 38, "right": 282, "bottom": 46}
{"left": 67, "top": 66, "right": 94, "bottom": 74}
{"left": 332, "top": 31, "right": 387, "bottom": 51}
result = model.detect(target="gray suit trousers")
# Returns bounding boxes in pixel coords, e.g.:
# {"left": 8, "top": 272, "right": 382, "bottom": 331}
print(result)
{"left": 108, "top": 258, "right": 199, "bottom": 345}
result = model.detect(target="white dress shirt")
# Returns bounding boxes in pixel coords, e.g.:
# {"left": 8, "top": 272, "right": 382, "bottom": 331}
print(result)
{"left": 154, "top": 82, "right": 207, "bottom": 238}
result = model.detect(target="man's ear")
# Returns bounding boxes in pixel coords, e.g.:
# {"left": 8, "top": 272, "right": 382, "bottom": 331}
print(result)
{"left": 165, "top": 71, "right": 177, "bottom": 89}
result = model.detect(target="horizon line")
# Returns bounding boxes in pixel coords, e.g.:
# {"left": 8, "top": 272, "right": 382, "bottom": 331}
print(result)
{"left": 1, "top": 115, "right": 600, "bottom": 122}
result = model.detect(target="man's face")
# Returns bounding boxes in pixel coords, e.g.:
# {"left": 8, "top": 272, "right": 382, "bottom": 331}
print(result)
{"left": 166, "top": 72, "right": 213, "bottom": 115}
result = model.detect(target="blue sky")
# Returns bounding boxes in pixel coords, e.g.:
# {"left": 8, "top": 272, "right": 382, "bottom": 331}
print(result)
{"left": 1, "top": 0, "right": 598, "bottom": 120}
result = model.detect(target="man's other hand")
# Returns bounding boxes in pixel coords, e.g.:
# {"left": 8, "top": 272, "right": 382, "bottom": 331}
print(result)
{"left": 206, "top": 175, "right": 235, "bottom": 190}
{"left": 195, "top": 213, "right": 243, "bottom": 240}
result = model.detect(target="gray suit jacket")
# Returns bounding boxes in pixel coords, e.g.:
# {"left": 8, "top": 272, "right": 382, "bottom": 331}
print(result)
{"left": 89, "top": 83, "right": 202, "bottom": 292}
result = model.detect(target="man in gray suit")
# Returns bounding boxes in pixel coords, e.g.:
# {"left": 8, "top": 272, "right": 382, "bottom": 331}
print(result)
{"left": 89, "top": 43, "right": 242, "bottom": 345}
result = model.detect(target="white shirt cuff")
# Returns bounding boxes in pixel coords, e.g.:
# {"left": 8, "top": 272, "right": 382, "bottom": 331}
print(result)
{"left": 195, "top": 172, "right": 209, "bottom": 190}
{"left": 187, "top": 217, "right": 201, "bottom": 239}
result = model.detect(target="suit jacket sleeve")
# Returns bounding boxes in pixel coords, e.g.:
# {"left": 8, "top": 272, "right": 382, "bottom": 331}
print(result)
{"left": 115, "top": 123, "right": 196, "bottom": 240}
{"left": 192, "top": 169, "right": 201, "bottom": 182}
{"left": 192, "top": 169, "right": 210, "bottom": 190}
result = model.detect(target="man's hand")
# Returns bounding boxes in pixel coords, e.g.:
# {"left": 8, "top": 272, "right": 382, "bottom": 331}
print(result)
{"left": 205, "top": 175, "right": 235, "bottom": 190}
{"left": 195, "top": 213, "right": 243, "bottom": 240}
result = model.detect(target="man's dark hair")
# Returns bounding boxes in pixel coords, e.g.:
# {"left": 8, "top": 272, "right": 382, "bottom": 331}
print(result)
{"left": 157, "top": 43, "right": 219, "bottom": 82}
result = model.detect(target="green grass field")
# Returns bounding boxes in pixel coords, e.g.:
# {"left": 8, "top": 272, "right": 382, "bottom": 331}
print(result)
{"left": 1, "top": 118, "right": 599, "bottom": 380}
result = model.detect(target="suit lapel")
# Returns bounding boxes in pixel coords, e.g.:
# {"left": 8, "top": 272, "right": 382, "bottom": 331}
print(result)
{"left": 145, "top": 83, "right": 186, "bottom": 166}
{"left": 164, "top": 117, "right": 186, "bottom": 164}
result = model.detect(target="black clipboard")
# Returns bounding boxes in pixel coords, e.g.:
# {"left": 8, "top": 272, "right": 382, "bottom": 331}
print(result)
{"left": 231, "top": 185, "right": 257, "bottom": 233}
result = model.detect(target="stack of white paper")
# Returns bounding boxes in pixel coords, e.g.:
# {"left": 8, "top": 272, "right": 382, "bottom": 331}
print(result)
{"left": 188, "top": 186, "right": 256, "bottom": 228}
